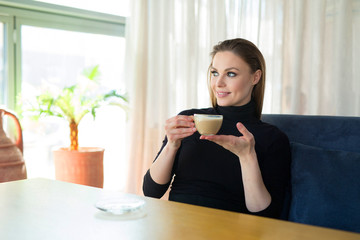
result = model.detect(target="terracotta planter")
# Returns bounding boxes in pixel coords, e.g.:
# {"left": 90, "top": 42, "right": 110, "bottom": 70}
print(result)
{"left": 53, "top": 147, "right": 104, "bottom": 188}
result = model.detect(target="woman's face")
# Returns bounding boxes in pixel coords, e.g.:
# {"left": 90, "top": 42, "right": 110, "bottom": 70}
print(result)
{"left": 210, "top": 51, "right": 260, "bottom": 107}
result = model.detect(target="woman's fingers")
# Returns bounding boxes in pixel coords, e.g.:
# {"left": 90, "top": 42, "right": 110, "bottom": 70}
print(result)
{"left": 165, "top": 115, "right": 194, "bottom": 130}
{"left": 167, "top": 125, "right": 196, "bottom": 136}
{"left": 236, "top": 122, "right": 252, "bottom": 140}
{"left": 165, "top": 115, "right": 196, "bottom": 143}
{"left": 200, "top": 122, "right": 255, "bottom": 157}
{"left": 200, "top": 135, "right": 232, "bottom": 147}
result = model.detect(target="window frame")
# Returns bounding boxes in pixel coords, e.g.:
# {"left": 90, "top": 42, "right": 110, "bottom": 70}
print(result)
{"left": 0, "top": 0, "right": 126, "bottom": 109}
{"left": 0, "top": 14, "right": 14, "bottom": 107}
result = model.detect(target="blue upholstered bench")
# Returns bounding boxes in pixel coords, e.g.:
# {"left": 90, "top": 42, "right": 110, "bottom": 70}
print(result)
{"left": 261, "top": 114, "right": 360, "bottom": 233}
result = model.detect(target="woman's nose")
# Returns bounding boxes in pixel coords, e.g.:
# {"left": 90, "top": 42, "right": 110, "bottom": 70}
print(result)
{"left": 216, "top": 74, "right": 226, "bottom": 87}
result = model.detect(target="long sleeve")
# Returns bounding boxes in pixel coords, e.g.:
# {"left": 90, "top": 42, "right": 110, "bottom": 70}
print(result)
{"left": 143, "top": 169, "right": 171, "bottom": 198}
{"left": 251, "top": 131, "right": 291, "bottom": 218}
{"left": 143, "top": 136, "right": 174, "bottom": 198}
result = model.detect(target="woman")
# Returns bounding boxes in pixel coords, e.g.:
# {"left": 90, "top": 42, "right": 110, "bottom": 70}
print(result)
{"left": 143, "top": 38, "right": 291, "bottom": 219}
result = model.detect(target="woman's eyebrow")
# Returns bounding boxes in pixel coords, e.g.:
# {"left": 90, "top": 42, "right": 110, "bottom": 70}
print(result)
{"left": 211, "top": 67, "right": 240, "bottom": 71}
{"left": 225, "top": 67, "right": 240, "bottom": 71}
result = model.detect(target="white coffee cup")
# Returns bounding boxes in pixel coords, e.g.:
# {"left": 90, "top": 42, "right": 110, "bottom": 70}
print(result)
{"left": 194, "top": 114, "right": 223, "bottom": 135}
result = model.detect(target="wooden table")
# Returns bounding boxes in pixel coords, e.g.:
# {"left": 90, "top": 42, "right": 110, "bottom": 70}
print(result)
{"left": 0, "top": 178, "right": 359, "bottom": 240}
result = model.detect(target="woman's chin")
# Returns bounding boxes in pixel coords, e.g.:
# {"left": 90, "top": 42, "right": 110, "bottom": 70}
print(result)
{"left": 217, "top": 102, "right": 231, "bottom": 107}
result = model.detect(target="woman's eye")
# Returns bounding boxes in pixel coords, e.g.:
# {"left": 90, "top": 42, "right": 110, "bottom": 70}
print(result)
{"left": 211, "top": 71, "right": 219, "bottom": 77}
{"left": 227, "top": 72, "right": 237, "bottom": 77}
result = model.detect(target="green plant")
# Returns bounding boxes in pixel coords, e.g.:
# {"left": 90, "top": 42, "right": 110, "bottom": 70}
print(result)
{"left": 25, "top": 65, "right": 128, "bottom": 150}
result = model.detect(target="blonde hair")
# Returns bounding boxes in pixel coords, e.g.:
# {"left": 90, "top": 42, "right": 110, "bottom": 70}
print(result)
{"left": 208, "top": 38, "right": 266, "bottom": 119}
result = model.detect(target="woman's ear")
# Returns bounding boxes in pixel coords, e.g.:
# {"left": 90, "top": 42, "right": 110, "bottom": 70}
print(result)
{"left": 252, "top": 70, "right": 262, "bottom": 85}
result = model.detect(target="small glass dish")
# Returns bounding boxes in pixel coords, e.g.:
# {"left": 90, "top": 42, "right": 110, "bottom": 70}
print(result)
{"left": 95, "top": 196, "right": 146, "bottom": 215}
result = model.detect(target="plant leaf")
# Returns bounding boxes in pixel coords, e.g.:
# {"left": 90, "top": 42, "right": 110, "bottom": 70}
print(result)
{"left": 82, "top": 65, "right": 100, "bottom": 82}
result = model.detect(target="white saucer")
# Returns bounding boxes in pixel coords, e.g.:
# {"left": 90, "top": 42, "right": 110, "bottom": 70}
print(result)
{"left": 95, "top": 196, "right": 146, "bottom": 215}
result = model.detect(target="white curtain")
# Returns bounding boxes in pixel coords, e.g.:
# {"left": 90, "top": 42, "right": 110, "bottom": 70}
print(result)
{"left": 123, "top": 0, "right": 227, "bottom": 194}
{"left": 124, "top": 0, "right": 360, "bottom": 195}
{"left": 281, "top": 0, "right": 359, "bottom": 115}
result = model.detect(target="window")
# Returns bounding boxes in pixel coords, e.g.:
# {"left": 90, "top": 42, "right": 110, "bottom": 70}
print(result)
{"left": 35, "top": 0, "right": 130, "bottom": 17}
{"left": 0, "top": 15, "right": 14, "bottom": 108}
{"left": 0, "top": 0, "right": 129, "bottom": 191}
{"left": 0, "top": 21, "right": 5, "bottom": 105}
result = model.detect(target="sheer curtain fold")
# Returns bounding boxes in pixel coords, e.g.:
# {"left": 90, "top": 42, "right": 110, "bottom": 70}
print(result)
{"left": 124, "top": 0, "right": 359, "bottom": 195}
{"left": 282, "top": 0, "right": 359, "bottom": 115}
{"left": 333, "top": 0, "right": 354, "bottom": 115}
{"left": 124, "top": 0, "right": 227, "bottom": 194}
{"left": 123, "top": 0, "right": 149, "bottom": 193}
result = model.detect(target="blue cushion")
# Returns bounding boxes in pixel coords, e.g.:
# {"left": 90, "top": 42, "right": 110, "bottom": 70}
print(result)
{"left": 289, "top": 142, "right": 360, "bottom": 233}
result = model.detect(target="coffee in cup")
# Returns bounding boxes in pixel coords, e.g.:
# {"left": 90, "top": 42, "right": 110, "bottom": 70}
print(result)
{"left": 194, "top": 114, "right": 223, "bottom": 135}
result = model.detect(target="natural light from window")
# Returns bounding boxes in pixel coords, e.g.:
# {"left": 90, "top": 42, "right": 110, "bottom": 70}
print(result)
{"left": 20, "top": 26, "right": 128, "bottom": 191}
{"left": 0, "top": 23, "right": 5, "bottom": 105}
{"left": 35, "top": 0, "right": 130, "bottom": 16}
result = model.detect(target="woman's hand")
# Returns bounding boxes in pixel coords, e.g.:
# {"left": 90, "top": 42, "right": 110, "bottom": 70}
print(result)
{"left": 165, "top": 115, "right": 197, "bottom": 149}
{"left": 200, "top": 122, "right": 255, "bottom": 159}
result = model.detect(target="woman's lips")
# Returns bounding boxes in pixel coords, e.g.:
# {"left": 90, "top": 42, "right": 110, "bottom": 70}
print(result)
{"left": 216, "top": 91, "right": 230, "bottom": 97}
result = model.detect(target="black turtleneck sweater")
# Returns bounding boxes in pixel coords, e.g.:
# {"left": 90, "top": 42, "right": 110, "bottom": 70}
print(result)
{"left": 143, "top": 101, "right": 291, "bottom": 219}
